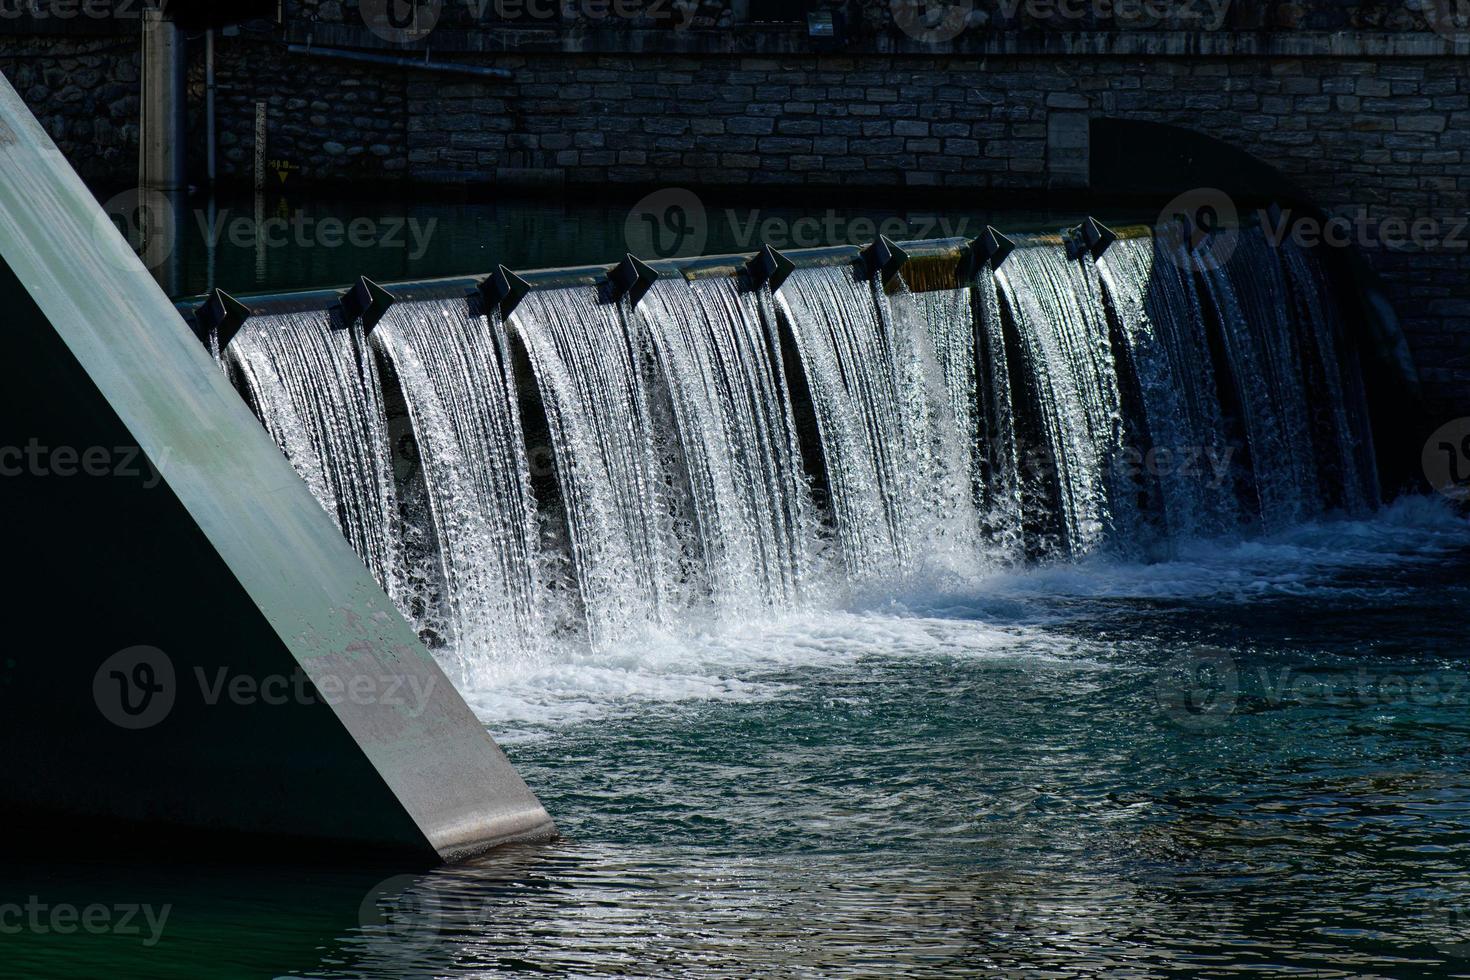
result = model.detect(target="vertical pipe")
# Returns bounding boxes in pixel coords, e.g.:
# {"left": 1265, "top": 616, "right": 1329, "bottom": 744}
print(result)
{"left": 206, "top": 196, "right": 217, "bottom": 293}
{"left": 139, "top": 8, "right": 185, "bottom": 294}
{"left": 206, "top": 29, "right": 217, "bottom": 186}
{"left": 254, "top": 191, "right": 267, "bottom": 282}
{"left": 140, "top": 8, "right": 186, "bottom": 193}
{"left": 254, "top": 101, "right": 267, "bottom": 193}
{"left": 254, "top": 100, "right": 267, "bottom": 282}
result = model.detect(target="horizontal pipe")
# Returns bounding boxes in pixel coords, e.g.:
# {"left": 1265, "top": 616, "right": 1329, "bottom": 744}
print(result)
{"left": 285, "top": 44, "right": 514, "bottom": 80}
{"left": 173, "top": 226, "right": 1159, "bottom": 326}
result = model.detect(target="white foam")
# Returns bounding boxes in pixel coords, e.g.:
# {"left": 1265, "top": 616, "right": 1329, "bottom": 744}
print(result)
{"left": 467, "top": 611, "right": 1086, "bottom": 741}
{"left": 461, "top": 497, "right": 1470, "bottom": 741}
{"left": 969, "top": 495, "right": 1469, "bottom": 605}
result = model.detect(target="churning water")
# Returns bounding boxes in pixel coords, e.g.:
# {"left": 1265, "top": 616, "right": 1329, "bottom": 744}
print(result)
{"left": 152, "top": 228, "right": 1470, "bottom": 977}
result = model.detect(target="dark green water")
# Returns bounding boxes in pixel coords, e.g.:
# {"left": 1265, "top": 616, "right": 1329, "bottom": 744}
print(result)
{"left": 8, "top": 500, "right": 1470, "bottom": 978}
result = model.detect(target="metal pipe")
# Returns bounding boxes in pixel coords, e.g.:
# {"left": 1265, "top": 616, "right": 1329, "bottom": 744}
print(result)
{"left": 140, "top": 8, "right": 187, "bottom": 193}
{"left": 206, "top": 29, "right": 217, "bottom": 186}
{"left": 172, "top": 232, "right": 1127, "bottom": 324}
{"left": 284, "top": 44, "right": 514, "bottom": 80}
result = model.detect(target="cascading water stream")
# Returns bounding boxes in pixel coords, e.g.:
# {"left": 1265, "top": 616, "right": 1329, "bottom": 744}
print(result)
{"left": 219, "top": 229, "right": 1384, "bottom": 683}
{"left": 1097, "top": 233, "right": 1240, "bottom": 540}
{"left": 775, "top": 266, "right": 979, "bottom": 579}
{"left": 509, "top": 287, "right": 700, "bottom": 648}
{"left": 1189, "top": 228, "right": 1326, "bottom": 528}
{"left": 633, "top": 277, "right": 819, "bottom": 610}
{"left": 891, "top": 282, "right": 986, "bottom": 568}
{"left": 909, "top": 286, "right": 981, "bottom": 508}
{"left": 774, "top": 267, "right": 911, "bottom": 576}
{"left": 225, "top": 311, "right": 407, "bottom": 610}
{"left": 969, "top": 266, "right": 1025, "bottom": 558}
{"left": 994, "top": 247, "right": 1129, "bottom": 556}
{"left": 1277, "top": 239, "right": 1380, "bottom": 514}
{"left": 370, "top": 300, "right": 544, "bottom": 679}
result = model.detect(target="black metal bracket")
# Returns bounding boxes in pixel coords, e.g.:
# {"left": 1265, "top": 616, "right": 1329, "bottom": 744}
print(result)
{"left": 194, "top": 287, "right": 252, "bottom": 350}
{"left": 1064, "top": 229, "right": 1083, "bottom": 261}
{"left": 337, "top": 276, "right": 395, "bottom": 333}
{"left": 479, "top": 264, "right": 532, "bottom": 319}
{"left": 1074, "top": 216, "right": 1118, "bottom": 259}
{"left": 744, "top": 243, "right": 797, "bottom": 294}
{"left": 862, "top": 235, "right": 909, "bottom": 285}
{"left": 605, "top": 253, "right": 660, "bottom": 307}
{"left": 960, "top": 225, "right": 1017, "bottom": 278}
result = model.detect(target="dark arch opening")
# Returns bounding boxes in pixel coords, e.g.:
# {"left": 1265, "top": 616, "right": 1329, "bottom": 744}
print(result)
{"left": 1092, "top": 117, "right": 1422, "bottom": 496}
{"left": 1090, "top": 118, "right": 1308, "bottom": 207}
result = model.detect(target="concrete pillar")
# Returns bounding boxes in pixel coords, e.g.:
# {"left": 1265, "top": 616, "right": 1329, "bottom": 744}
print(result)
{"left": 140, "top": 8, "right": 186, "bottom": 194}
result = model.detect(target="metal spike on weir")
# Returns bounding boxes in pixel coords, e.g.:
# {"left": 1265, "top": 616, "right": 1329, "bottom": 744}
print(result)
{"left": 338, "top": 276, "right": 395, "bottom": 333}
{"left": 862, "top": 234, "right": 909, "bottom": 285}
{"left": 744, "top": 243, "right": 797, "bottom": 294}
{"left": 961, "top": 226, "right": 1017, "bottom": 278}
{"left": 606, "top": 253, "right": 659, "bottom": 307}
{"left": 479, "top": 264, "right": 532, "bottom": 319}
{"left": 1078, "top": 216, "right": 1118, "bottom": 259}
{"left": 195, "top": 287, "right": 252, "bottom": 349}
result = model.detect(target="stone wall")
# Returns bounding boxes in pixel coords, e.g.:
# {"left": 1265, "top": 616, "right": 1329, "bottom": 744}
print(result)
{"left": 0, "top": 35, "right": 139, "bottom": 186}
{"left": 1, "top": 11, "right": 1468, "bottom": 417}
{"left": 200, "top": 42, "right": 410, "bottom": 184}
{"left": 291, "top": 0, "right": 1450, "bottom": 34}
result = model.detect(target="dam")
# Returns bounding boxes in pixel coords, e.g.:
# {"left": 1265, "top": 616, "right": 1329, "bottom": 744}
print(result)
{"left": 6, "top": 1, "right": 1470, "bottom": 973}
{"left": 96, "top": 213, "right": 1468, "bottom": 978}
{"left": 188, "top": 223, "right": 1381, "bottom": 678}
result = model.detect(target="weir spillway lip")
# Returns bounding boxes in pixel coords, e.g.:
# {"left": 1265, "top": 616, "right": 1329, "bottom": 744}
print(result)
{"left": 176, "top": 224, "right": 1161, "bottom": 343}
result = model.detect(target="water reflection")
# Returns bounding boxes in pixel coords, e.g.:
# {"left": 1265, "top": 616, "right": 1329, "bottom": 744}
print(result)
{"left": 10, "top": 523, "right": 1470, "bottom": 978}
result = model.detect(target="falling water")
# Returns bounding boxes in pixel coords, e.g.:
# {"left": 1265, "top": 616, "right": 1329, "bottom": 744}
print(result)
{"left": 510, "top": 287, "right": 699, "bottom": 647}
{"left": 893, "top": 282, "right": 985, "bottom": 567}
{"left": 371, "top": 300, "right": 543, "bottom": 678}
{"left": 994, "top": 246, "right": 1129, "bottom": 556}
{"left": 634, "top": 277, "right": 819, "bottom": 609}
{"left": 1194, "top": 227, "right": 1320, "bottom": 527}
{"left": 970, "top": 266, "right": 1025, "bottom": 558}
{"left": 221, "top": 229, "right": 1382, "bottom": 673}
{"left": 910, "top": 286, "right": 980, "bottom": 503}
{"left": 775, "top": 266, "right": 978, "bottom": 579}
{"left": 226, "top": 311, "right": 406, "bottom": 609}
{"left": 1098, "top": 233, "right": 1240, "bottom": 540}
{"left": 1278, "top": 239, "right": 1380, "bottom": 514}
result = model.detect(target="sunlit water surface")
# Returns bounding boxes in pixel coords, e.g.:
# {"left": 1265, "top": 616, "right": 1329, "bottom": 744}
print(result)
{"left": 11, "top": 499, "right": 1470, "bottom": 979}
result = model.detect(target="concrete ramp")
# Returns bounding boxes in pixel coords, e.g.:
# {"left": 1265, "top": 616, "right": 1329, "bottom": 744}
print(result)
{"left": 0, "top": 72, "right": 554, "bottom": 862}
